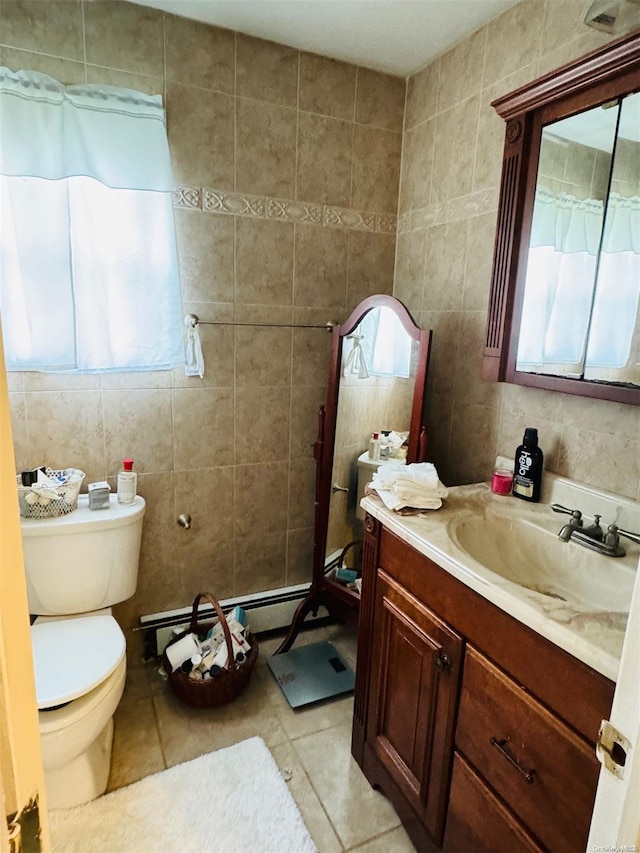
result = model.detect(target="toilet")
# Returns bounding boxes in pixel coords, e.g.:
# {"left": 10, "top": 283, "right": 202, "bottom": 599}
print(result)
{"left": 20, "top": 494, "right": 145, "bottom": 809}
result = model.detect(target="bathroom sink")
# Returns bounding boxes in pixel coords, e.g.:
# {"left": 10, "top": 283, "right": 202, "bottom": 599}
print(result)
{"left": 449, "top": 513, "right": 634, "bottom": 614}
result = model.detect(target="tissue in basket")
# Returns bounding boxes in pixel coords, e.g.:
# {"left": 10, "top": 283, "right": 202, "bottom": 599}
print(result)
{"left": 17, "top": 468, "right": 85, "bottom": 519}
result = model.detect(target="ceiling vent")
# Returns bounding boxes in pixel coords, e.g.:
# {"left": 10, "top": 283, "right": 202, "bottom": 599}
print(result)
{"left": 584, "top": 0, "right": 640, "bottom": 34}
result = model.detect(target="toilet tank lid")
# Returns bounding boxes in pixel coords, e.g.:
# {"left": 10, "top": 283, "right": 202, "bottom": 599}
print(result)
{"left": 31, "top": 614, "right": 126, "bottom": 710}
{"left": 20, "top": 494, "right": 145, "bottom": 538}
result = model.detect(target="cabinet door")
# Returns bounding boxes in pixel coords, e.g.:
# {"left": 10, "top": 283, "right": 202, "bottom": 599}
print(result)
{"left": 367, "top": 570, "right": 463, "bottom": 845}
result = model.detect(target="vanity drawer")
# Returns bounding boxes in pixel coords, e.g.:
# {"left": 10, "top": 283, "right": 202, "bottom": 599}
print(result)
{"left": 444, "top": 752, "right": 542, "bottom": 853}
{"left": 455, "top": 646, "right": 599, "bottom": 853}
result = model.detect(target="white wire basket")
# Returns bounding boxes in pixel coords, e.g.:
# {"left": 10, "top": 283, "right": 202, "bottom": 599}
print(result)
{"left": 17, "top": 468, "right": 85, "bottom": 519}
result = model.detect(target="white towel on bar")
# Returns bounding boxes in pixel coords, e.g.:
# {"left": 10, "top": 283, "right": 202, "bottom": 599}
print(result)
{"left": 184, "top": 321, "right": 205, "bottom": 378}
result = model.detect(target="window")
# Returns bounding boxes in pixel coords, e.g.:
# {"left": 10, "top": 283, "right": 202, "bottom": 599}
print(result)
{"left": 0, "top": 67, "right": 182, "bottom": 373}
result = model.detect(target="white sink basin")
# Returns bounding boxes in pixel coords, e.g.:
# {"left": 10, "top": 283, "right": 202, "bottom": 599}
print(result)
{"left": 449, "top": 512, "right": 635, "bottom": 615}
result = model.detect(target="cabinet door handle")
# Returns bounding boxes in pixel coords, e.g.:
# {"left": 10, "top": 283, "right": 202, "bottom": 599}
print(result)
{"left": 435, "top": 653, "right": 451, "bottom": 673}
{"left": 490, "top": 737, "right": 536, "bottom": 784}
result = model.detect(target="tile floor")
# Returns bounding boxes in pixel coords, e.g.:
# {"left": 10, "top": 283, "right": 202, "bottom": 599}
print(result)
{"left": 107, "top": 622, "right": 415, "bottom": 852}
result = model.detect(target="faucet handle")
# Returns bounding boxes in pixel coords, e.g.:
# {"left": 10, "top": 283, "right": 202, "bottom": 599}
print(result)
{"left": 613, "top": 525, "right": 640, "bottom": 546}
{"left": 551, "top": 504, "right": 583, "bottom": 524}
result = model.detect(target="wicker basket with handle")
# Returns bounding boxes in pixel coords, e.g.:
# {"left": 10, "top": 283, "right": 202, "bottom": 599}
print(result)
{"left": 162, "top": 592, "right": 259, "bottom": 708}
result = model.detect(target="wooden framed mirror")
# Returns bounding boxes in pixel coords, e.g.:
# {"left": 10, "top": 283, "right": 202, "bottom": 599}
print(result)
{"left": 276, "top": 294, "right": 432, "bottom": 653}
{"left": 483, "top": 30, "right": 640, "bottom": 405}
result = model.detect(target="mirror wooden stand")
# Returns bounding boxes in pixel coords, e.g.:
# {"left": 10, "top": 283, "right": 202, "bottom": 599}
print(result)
{"left": 483, "top": 29, "right": 640, "bottom": 404}
{"left": 275, "top": 295, "right": 432, "bottom": 654}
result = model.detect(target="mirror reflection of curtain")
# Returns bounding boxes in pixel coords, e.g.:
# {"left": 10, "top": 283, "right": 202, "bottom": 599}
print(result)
{"left": 586, "top": 194, "right": 640, "bottom": 369}
{"left": 355, "top": 306, "right": 412, "bottom": 378}
{"left": 517, "top": 189, "right": 602, "bottom": 370}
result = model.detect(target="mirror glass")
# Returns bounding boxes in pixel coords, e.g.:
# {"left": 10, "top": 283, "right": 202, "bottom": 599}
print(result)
{"left": 325, "top": 305, "right": 419, "bottom": 567}
{"left": 515, "top": 91, "right": 640, "bottom": 387}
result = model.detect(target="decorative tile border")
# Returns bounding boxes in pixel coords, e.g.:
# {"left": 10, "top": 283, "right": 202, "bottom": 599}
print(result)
{"left": 397, "top": 186, "right": 499, "bottom": 234}
{"left": 173, "top": 186, "right": 397, "bottom": 235}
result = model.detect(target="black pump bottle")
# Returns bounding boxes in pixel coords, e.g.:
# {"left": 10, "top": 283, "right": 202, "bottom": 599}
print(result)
{"left": 512, "top": 427, "right": 543, "bottom": 502}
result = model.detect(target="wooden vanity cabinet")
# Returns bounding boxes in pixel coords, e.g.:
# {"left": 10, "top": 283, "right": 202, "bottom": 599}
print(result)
{"left": 352, "top": 515, "right": 616, "bottom": 853}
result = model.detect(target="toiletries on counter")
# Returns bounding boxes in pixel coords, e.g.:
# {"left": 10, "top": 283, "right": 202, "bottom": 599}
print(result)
{"left": 368, "top": 432, "right": 381, "bottom": 461}
{"left": 88, "top": 481, "right": 111, "bottom": 510}
{"left": 117, "top": 458, "right": 136, "bottom": 505}
{"left": 512, "top": 427, "right": 543, "bottom": 502}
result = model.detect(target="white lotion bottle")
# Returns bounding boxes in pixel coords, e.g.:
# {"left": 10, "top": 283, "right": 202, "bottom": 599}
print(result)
{"left": 117, "top": 458, "right": 137, "bottom": 505}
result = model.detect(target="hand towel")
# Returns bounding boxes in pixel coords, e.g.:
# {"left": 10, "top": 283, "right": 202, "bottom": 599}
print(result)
{"left": 184, "top": 319, "right": 205, "bottom": 379}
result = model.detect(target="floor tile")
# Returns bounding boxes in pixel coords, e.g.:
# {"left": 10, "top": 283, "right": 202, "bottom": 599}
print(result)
{"left": 107, "top": 698, "right": 165, "bottom": 791}
{"left": 348, "top": 825, "right": 416, "bottom": 852}
{"left": 153, "top": 667, "right": 289, "bottom": 767}
{"left": 292, "top": 723, "right": 401, "bottom": 850}
{"left": 120, "top": 659, "right": 166, "bottom": 705}
{"left": 270, "top": 739, "right": 343, "bottom": 853}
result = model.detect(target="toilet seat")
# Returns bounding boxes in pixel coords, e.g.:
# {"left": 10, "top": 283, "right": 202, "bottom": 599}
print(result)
{"left": 31, "top": 614, "right": 126, "bottom": 710}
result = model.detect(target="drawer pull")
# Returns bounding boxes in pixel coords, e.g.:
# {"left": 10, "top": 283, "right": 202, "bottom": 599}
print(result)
{"left": 436, "top": 653, "right": 452, "bottom": 673}
{"left": 490, "top": 737, "right": 537, "bottom": 784}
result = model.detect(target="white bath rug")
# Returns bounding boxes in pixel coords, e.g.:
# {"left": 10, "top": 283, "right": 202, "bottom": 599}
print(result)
{"left": 49, "top": 736, "right": 316, "bottom": 853}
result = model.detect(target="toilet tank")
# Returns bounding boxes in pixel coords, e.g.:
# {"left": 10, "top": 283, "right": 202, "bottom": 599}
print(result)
{"left": 20, "top": 495, "right": 145, "bottom": 616}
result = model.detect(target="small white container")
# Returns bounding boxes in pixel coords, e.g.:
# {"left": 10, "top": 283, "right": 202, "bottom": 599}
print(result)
{"left": 117, "top": 459, "right": 137, "bottom": 505}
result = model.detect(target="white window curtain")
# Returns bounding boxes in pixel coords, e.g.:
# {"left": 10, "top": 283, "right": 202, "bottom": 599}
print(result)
{"left": 517, "top": 188, "right": 640, "bottom": 374}
{"left": 516, "top": 188, "right": 603, "bottom": 371}
{"left": 0, "top": 67, "right": 183, "bottom": 372}
{"left": 585, "top": 194, "right": 640, "bottom": 369}
{"left": 356, "top": 307, "right": 412, "bottom": 379}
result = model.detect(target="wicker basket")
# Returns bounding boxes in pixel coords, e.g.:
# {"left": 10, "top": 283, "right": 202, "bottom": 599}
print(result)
{"left": 163, "top": 592, "right": 259, "bottom": 708}
{"left": 17, "top": 468, "right": 85, "bottom": 519}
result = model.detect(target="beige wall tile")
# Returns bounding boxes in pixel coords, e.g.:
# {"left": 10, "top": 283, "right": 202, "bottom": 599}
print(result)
{"left": 234, "top": 530, "right": 287, "bottom": 593}
{"left": 85, "top": 65, "right": 162, "bottom": 96}
{"left": 103, "top": 389, "right": 173, "bottom": 475}
{"left": 236, "top": 33, "right": 298, "bottom": 107}
{"left": 174, "top": 209, "right": 235, "bottom": 303}
{"left": 483, "top": 0, "right": 544, "bottom": 87}
{"left": 291, "top": 329, "right": 332, "bottom": 387}
{"left": 0, "top": 0, "right": 83, "bottom": 60}
{"left": 288, "top": 459, "right": 316, "bottom": 530}
{"left": 296, "top": 112, "right": 352, "bottom": 207}
{"left": 236, "top": 99, "right": 297, "bottom": 197}
{"left": 356, "top": 68, "right": 405, "bottom": 132}
{"left": 101, "top": 370, "right": 171, "bottom": 391}
{"left": 452, "top": 311, "right": 501, "bottom": 408}
{"left": 84, "top": 0, "right": 164, "bottom": 77}
{"left": 431, "top": 96, "right": 479, "bottom": 204}
{"left": 421, "top": 310, "right": 462, "bottom": 399}
{"left": 299, "top": 52, "right": 356, "bottom": 120}
{"left": 234, "top": 326, "right": 292, "bottom": 388}
{"left": 173, "top": 465, "right": 235, "bottom": 549}
{"left": 294, "top": 223, "right": 349, "bottom": 312}
{"left": 235, "top": 218, "right": 294, "bottom": 306}
{"left": 289, "top": 385, "right": 327, "bottom": 461}
{"left": 8, "top": 392, "right": 28, "bottom": 472}
{"left": 438, "top": 28, "right": 485, "bottom": 110}
{"left": 172, "top": 387, "right": 234, "bottom": 470}
{"left": 557, "top": 427, "right": 640, "bottom": 501}
{"left": 424, "top": 221, "right": 468, "bottom": 312}
{"left": 394, "top": 230, "right": 426, "bottom": 317}
{"left": 24, "top": 390, "right": 106, "bottom": 482}
{"left": 234, "top": 385, "right": 291, "bottom": 464}
{"left": 347, "top": 232, "right": 395, "bottom": 307}
{"left": 286, "top": 527, "right": 314, "bottom": 585}
{"left": 175, "top": 538, "right": 235, "bottom": 602}
{"left": 171, "top": 325, "right": 235, "bottom": 390}
{"left": 0, "top": 46, "right": 85, "bottom": 83}
{"left": 167, "top": 84, "right": 235, "bottom": 190}
{"left": 449, "top": 399, "right": 500, "bottom": 484}
{"left": 404, "top": 62, "right": 439, "bottom": 131}
{"left": 165, "top": 15, "right": 235, "bottom": 93}
{"left": 351, "top": 125, "right": 402, "bottom": 212}
{"left": 540, "top": 0, "right": 592, "bottom": 55}
{"left": 234, "top": 461, "right": 289, "bottom": 538}
{"left": 398, "top": 119, "right": 435, "bottom": 212}
{"left": 462, "top": 211, "right": 497, "bottom": 311}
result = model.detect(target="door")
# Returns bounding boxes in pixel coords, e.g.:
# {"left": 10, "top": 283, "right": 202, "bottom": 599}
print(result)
{"left": 0, "top": 324, "right": 49, "bottom": 851}
{"left": 588, "top": 545, "right": 640, "bottom": 849}
{"left": 367, "top": 570, "right": 462, "bottom": 845}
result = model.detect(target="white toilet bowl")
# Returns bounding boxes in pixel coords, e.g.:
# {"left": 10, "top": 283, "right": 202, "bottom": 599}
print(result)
{"left": 32, "top": 613, "right": 127, "bottom": 808}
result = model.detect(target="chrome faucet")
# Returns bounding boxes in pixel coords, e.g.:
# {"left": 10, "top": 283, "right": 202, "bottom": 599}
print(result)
{"left": 551, "top": 504, "right": 640, "bottom": 557}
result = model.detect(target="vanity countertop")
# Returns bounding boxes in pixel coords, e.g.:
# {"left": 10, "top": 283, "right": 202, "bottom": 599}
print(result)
{"left": 361, "top": 482, "right": 639, "bottom": 682}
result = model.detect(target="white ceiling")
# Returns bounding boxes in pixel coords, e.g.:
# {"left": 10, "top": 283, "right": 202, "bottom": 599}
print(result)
{"left": 134, "top": 0, "right": 522, "bottom": 76}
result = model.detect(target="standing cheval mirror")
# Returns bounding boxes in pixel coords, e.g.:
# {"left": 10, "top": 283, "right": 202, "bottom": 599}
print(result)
{"left": 276, "top": 295, "right": 432, "bottom": 653}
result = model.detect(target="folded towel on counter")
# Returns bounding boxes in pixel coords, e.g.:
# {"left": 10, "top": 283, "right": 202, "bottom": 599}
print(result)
{"left": 367, "top": 461, "right": 448, "bottom": 513}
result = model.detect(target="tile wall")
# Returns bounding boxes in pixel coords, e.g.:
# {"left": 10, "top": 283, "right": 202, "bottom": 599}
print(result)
{"left": 0, "top": 0, "right": 405, "bottom": 640}
{"left": 395, "top": 0, "right": 640, "bottom": 500}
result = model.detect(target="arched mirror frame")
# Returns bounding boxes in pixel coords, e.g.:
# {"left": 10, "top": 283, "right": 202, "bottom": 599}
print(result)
{"left": 276, "top": 294, "right": 432, "bottom": 653}
{"left": 483, "top": 29, "right": 640, "bottom": 405}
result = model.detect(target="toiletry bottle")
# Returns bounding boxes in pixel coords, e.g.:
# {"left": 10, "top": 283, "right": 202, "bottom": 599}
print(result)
{"left": 117, "top": 458, "right": 137, "bottom": 505}
{"left": 368, "top": 432, "right": 381, "bottom": 461}
{"left": 512, "top": 428, "right": 543, "bottom": 502}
